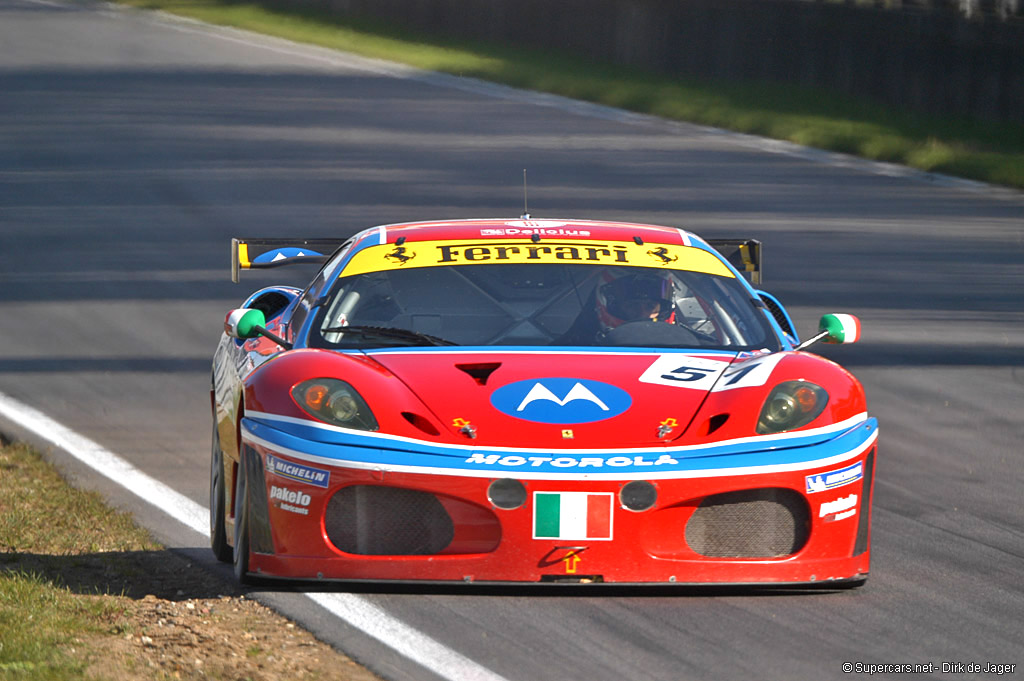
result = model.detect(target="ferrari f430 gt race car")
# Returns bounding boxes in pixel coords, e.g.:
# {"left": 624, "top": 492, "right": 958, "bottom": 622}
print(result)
{"left": 210, "top": 218, "right": 876, "bottom": 587}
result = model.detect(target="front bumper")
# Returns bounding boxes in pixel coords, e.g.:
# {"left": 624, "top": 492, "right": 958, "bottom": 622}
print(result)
{"left": 240, "top": 416, "right": 877, "bottom": 585}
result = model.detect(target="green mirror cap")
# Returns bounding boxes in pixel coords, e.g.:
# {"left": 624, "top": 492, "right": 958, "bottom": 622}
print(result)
{"left": 225, "top": 308, "right": 266, "bottom": 339}
{"left": 819, "top": 313, "right": 861, "bottom": 344}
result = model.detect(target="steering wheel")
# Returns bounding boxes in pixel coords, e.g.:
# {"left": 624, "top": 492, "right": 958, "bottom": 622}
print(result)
{"left": 600, "top": 321, "right": 702, "bottom": 347}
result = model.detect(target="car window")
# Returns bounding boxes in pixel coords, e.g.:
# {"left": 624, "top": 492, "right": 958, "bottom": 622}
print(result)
{"left": 309, "top": 263, "right": 779, "bottom": 350}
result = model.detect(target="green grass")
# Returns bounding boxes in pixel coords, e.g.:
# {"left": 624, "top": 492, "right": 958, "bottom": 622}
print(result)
{"left": 113, "top": 0, "right": 1024, "bottom": 190}
{"left": 0, "top": 443, "right": 147, "bottom": 680}
{"left": 0, "top": 442, "right": 371, "bottom": 681}
{"left": 0, "top": 571, "right": 124, "bottom": 681}
{"left": 0, "top": 443, "right": 158, "bottom": 555}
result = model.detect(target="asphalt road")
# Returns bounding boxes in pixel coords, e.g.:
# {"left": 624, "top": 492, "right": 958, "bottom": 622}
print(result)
{"left": 1, "top": 1, "right": 1023, "bottom": 679}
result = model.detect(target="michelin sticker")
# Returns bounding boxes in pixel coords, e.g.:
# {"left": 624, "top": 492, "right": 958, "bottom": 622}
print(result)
{"left": 806, "top": 461, "right": 863, "bottom": 494}
{"left": 266, "top": 454, "right": 330, "bottom": 488}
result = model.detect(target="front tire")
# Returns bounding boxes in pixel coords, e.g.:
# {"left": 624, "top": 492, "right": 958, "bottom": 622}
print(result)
{"left": 233, "top": 448, "right": 254, "bottom": 584}
{"left": 209, "top": 423, "right": 232, "bottom": 563}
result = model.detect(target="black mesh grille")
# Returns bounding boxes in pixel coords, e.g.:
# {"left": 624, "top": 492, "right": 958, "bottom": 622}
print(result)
{"left": 759, "top": 294, "right": 797, "bottom": 338}
{"left": 325, "top": 486, "right": 454, "bottom": 555}
{"left": 853, "top": 449, "right": 875, "bottom": 557}
{"left": 685, "top": 488, "right": 809, "bottom": 558}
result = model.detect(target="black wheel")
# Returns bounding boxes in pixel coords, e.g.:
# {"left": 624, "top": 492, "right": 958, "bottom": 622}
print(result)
{"left": 209, "top": 423, "right": 232, "bottom": 563}
{"left": 232, "top": 449, "right": 255, "bottom": 584}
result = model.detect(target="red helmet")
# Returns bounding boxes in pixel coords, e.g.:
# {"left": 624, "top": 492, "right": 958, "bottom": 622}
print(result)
{"left": 595, "top": 271, "right": 677, "bottom": 332}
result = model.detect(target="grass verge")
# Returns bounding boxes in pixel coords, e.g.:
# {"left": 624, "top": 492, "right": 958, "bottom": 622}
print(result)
{"left": 0, "top": 442, "right": 156, "bottom": 680}
{"left": 0, "top": 441, "right": 378, "bottom": 681}
{"left": 113, "top": 0, "right": 1024, "bottom": 190}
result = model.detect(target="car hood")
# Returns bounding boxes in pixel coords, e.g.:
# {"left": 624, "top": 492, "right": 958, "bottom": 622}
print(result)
{"left": 368, "top": 350, "right": 750, "bottom": 449}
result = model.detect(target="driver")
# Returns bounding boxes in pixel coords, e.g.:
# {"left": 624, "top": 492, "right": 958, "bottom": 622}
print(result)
{"left": 595, "top": 271, "right": 677, "bottom": 333}
{"left": 555, "top": 270, "right": 677, "bottom": 345}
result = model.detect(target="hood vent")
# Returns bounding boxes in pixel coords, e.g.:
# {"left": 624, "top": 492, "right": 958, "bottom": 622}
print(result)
{"left": 456, "top": 362, "right": 501, "bottom": 385}
{"left": 402, "top": 412, "right": 441, "bottom": 437}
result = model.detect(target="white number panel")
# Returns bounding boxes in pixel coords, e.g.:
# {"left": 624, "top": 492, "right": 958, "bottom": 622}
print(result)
{"left": 639, "top": 354, "right": 784, "bottom": 392}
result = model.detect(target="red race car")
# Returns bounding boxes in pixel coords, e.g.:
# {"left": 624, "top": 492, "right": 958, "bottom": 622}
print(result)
{"left": 210, "top": 218, "right": 876, "bottom": 587}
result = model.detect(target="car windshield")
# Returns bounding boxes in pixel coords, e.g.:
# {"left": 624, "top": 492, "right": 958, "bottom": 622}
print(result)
{"left": 309, "top": 262, "right": 778, "bottom": 350}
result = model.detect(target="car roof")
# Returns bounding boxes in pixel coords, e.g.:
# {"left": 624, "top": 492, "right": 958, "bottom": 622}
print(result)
{"left": 369, "top": 218, "right": 699, "bottom": 246}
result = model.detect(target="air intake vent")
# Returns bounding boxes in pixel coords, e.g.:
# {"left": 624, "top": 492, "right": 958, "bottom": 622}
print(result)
{"left": 759, "top": 294, "right": 797, "bottom": 338}
{"left": 456, "top": 363, "right": 501, "bottom": 385}
{"left": 402, "top": 411, "right": 440, "bottom": 436}
{"left": 325, "top": 486, "right": 454, "bottom": 555}
{"left": 685, "top": 488, "right": 809, "bottom": 558}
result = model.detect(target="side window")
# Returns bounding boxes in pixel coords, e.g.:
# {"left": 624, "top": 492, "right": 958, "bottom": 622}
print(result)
{"left": 289, "top": 271, "right": 325, "bottom": 337}
{"left": 290, "top": 238, "right": 356, "bottom": 340}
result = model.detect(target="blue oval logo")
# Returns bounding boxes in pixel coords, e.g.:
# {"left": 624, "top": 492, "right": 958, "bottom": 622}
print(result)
{"left": 490, "top": 378, "right": 632, "bottom": 424}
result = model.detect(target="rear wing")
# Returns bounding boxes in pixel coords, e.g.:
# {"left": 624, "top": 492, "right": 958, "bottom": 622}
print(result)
{"left": 230, "top": 236, "right": 762, "bottom": 285}
{"left": 706, "top": 238, "right": 762, "bottom": 285}
{"left": 231, "top": 238, "right": 346, "bottom": 283}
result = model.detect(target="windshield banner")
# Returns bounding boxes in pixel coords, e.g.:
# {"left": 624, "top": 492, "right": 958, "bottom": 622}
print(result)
{"left": 341, "top": 239, "right": 735, "bottom": 278}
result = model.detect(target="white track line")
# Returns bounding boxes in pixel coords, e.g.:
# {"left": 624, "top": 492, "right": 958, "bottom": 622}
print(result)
{"left": 0, "top": 392, "right": 210, "bottom": 536}
{"left": 0, "top": 390, "right": 509, "bottom": 681}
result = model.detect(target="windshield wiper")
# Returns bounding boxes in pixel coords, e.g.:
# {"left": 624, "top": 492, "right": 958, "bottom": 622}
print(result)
{"left": 321, "top": 325, "right": 457, "bottom": 347}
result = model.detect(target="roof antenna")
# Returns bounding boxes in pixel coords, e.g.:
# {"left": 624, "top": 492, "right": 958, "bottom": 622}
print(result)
{"left": 521, "top": 169, "right": 530, "bottom": 219}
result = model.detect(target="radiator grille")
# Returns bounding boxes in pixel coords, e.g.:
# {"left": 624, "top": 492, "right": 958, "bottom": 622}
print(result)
{"left": 325, "top": 485, "right": 454, "bottom": 555}
{"left": 685, "top": 488, "right": 809, "bottom": 558}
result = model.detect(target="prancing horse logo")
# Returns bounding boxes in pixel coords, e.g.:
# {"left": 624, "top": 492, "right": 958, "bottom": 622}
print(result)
{"left": 647, "top": 246, "right": 678, "bottom": 264}
{"left": 490, "top": 378, "right": 632, "bottom": 424}
{"left": 384, "top": 245, "right": 416, "bottom": 265}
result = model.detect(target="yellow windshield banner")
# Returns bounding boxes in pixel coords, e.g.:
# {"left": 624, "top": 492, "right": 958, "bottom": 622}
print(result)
{"left": 340, "top": 239, "right": 735, "bottom": 278}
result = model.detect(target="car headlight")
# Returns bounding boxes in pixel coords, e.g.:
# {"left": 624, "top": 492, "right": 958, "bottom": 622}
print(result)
{"left": 756, "top": 380, "right": 828, "bottom": 434}
{"left": 292, "top": 378, "right": 378, "bottom": 431}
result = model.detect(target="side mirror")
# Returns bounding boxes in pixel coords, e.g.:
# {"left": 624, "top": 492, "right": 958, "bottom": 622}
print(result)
{"left": 820, "top": 313, "right": 861, "bottom": 344}
{"left": 224, "top": 308, "right": 267, "bottom": 340}
{"left": 795, "top": 313, "right": 861, "bottom": 350}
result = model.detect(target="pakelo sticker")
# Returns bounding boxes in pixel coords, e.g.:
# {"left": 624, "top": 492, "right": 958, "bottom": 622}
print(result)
{"left": 819, "top": 493, "right": 858, "bottom": 522}
{"left": 270, "top": 485, "right": 312, "bottom": 516}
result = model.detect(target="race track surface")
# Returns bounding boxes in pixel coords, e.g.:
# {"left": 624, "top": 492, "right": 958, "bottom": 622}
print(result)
{"left": 1, "top": 1, "right": 1022, "bottom": 679}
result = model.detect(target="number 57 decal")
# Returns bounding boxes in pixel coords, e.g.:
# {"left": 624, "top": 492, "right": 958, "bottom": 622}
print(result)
{"left": 639, "top": 354, "right": 784, "bottom": 391}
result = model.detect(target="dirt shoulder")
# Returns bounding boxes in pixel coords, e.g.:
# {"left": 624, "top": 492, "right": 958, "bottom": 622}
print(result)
{"left": 0, "top": 442, "right": 381, "bottom": 681}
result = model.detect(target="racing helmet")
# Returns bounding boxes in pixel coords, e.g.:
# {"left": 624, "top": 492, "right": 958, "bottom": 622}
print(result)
{"left": 595, "top": 270, "right": 677, "bottom": 332}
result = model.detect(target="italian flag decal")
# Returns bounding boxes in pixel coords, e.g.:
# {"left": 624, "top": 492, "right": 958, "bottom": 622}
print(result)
{"left": 533, "top": 492, "right": 614, "bottom": 540}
